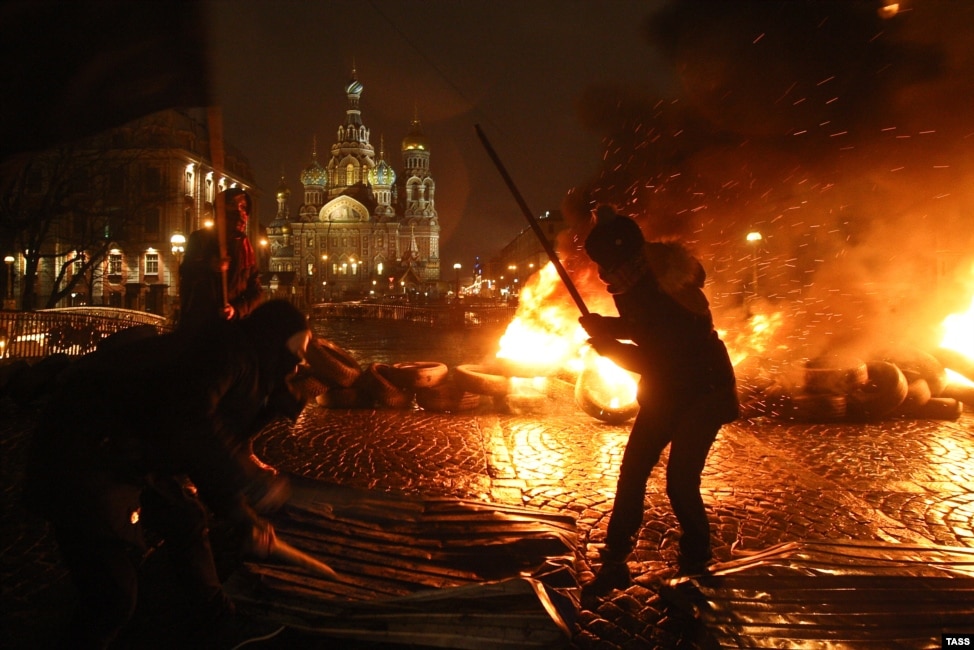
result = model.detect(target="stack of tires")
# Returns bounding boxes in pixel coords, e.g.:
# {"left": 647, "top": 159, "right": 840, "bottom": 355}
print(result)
{"left": 294, "top": 337, "right": 482, "bottom": 413}
{"left": 737, "top": 347, "right": 969, "bottom": 423}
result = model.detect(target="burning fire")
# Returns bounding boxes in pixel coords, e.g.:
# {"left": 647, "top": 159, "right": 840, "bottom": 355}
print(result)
{"left": 719, "top": 310, "right": 785, "bottom": 367}
{"left": 495, "top": 263, "right": 593, "bottom": 372}
{"left": 940, "top": 294, "right": 974, "bottom": 388}
{"left": 494, "top": 262, "right": 638, "bottom": 420}
{"left": 941, "top": 295, "right": 973, "bottom": 360}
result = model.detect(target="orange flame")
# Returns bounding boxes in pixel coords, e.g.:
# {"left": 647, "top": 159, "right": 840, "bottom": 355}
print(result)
{"left": 495, "top": 262, "right": 638, "bottom": 407}
{"left": 941, "top": 295, "right": 973, "bottom": 360}
{"left": 718, "top": 309, "right": 785, "bottom": 368}
{"left": 495, "top": 263, "right": 591, "bottom": 371}
{"left": 940, "top": 293, "right": 974, "bottom": 388}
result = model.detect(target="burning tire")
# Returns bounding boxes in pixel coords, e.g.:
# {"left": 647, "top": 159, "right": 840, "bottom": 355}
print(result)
{"left": 933, "top": 347, "right": 974, "bottom": 384}
{"left": 490, "top": 357, "right": 560, "bottom": 379}
{"left": 387, "top": 361, "right": 449, "bottom": 390}
{"left": 898, "top": 397, "right": 963, "bottom": 420}
{"left": 879, "top": 348, "right": 948, "bottom": 397}
{"left": 847, "top": 361, "right": 908, "bottom": 421}
{"left": 774, "top": 392, "right": 847, "bottom": 422}
{"left": 415, "top": 380, "right": 482, "bottom": 413}
{"left": 803, "top": 355, "right": 867, "bottom": 394}
{"left": 305, "top": 338, "right": 362, "bottom": 388}
{"left": 574, "top": 367, "right": 640, "bottom": 425}
{"left": 893, "top": 378, "right": 932, "bottom": 415}
{"left": 455, "top": 364, "right": 510, "bottom": 397}
{"left": 941, "top": 383, "right": 974, "bottom": 408}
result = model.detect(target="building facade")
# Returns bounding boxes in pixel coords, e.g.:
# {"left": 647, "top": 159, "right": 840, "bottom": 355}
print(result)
{"left": 265, "top": 71, "right": 441, "bottom": 304}
{"left": 3, "top": 109, "right": 256, "bottom": 315}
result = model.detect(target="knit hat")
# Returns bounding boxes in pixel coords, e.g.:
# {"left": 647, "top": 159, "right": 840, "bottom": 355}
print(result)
{"left": 584, "top": 207, "right": 645, "bottom": 270}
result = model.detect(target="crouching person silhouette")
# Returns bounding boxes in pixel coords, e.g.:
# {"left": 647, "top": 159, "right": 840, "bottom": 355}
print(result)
{"left": 24, "top": 300, "right": 312, "bottom": 648}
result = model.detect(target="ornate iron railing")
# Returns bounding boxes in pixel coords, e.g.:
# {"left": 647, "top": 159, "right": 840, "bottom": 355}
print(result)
{"left": 0, "top": 308, "right": 171, "bottom": 359}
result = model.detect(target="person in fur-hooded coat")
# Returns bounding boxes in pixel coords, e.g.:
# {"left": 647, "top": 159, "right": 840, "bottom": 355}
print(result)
{"left": 578, "top": 206, "right": 738, "bottom": 599}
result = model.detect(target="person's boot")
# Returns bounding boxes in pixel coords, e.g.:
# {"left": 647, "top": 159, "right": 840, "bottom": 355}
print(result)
{"left": 582, "top": 548, "right": 631, "bottom": 602}
{"left": 676, "top": 549, "right": 713, "bottom": 576}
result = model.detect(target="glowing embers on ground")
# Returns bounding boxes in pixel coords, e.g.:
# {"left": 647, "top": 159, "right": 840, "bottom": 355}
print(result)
{"left": 494, "top": 262, "right": 639, "bottom": 423}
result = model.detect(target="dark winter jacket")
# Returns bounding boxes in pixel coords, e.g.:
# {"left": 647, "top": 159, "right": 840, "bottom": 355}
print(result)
{"left": 589, "top": 242, "right": 738, "bottom": 417}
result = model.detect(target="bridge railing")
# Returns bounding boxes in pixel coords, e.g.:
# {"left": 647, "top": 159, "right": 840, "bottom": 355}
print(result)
{"left": 0, "top": 308, "right": 171, "bottom": 359}
{"left": 310, "top": 302, "right": 516, "bottom": 328}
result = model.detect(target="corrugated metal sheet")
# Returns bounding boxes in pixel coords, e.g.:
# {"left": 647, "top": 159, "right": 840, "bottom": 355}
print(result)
{"left": 662, "top": 540, "right": 974, "bottom": 649}
{"left": 225, "top": 477, "right": 579, "bottom": 649}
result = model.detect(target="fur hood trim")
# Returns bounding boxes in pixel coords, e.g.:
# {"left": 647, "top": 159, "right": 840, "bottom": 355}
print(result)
{"left": 644, "top": 241, "right": 711, "bottom": 316}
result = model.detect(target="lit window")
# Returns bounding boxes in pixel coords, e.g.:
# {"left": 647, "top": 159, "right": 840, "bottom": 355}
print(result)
{"left": 108, "top": 253, "right": 122, "bottom": 275}
{"left": 145, "top": 252, "right": 159, "bottom": 276}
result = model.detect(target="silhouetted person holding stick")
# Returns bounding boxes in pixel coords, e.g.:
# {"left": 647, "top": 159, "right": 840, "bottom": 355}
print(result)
{"left": 178, "top": 187, "right": 263, "bottom": 332}
{"left": 578, "top": 206, "right": 739, "bottom": 599}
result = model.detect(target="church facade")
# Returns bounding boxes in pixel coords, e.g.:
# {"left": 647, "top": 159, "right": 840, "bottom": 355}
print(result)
{"left": 265, "top": 71, "right": 440, "bottom": 303}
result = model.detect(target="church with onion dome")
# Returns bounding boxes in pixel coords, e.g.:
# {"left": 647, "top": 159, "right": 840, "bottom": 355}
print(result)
{"left": 265, "top": 69, "right": 440, "bottom": 303}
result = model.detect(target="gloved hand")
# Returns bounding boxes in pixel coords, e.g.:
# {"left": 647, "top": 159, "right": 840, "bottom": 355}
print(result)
{"left": 587, "top": 337, "right": 625, "bottom": 360}
{"left": 226, "top": 499, "right": 275, "bottom": 559}
{"left": 244, "top": 517, "right": 277, "bottom": 560}
{"left": 579, "top": 313, "right": 610, "bottom": 339}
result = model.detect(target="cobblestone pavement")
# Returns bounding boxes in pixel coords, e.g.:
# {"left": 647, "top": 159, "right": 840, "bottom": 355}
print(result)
{"left": 2, "top": 382, "right": 973, "bottom": 649}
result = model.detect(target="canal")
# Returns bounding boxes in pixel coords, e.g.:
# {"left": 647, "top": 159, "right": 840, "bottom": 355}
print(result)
{"left": 311, "top": 317, "right": 508, "bottom": 368}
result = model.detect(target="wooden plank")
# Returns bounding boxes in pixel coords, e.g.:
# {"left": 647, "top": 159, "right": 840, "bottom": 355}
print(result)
{"left": 224, "top": 478, "right": 580, "bottom": 648}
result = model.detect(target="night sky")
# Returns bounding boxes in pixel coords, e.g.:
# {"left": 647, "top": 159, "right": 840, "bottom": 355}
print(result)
{"left": 207, "top": 0, "right": 673, "bottom": 266}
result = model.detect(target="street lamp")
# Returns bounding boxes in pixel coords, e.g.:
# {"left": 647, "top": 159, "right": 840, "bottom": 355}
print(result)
{"left": 4, "top": 255, "right": 14, "bottom": 307}
{"left": 453, "top": 262, "right": 461, "bottom": 297}
{"left": 746, "top": 230, "right": 762, "bottom": 303}
{"left": 170, "top": 233, "right": 185, "bottom": 317}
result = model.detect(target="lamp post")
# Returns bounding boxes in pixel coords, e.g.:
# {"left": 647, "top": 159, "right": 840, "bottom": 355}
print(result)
{"left": 508, "top": 264, "right": 518, "bottom": 296}
{"left": 170, "top": 232, "right": 185, "bottom": 318}
{"left": 4, "top": 255, "right": 14, "bottom": 309}
{"left": 259, "top": 238, "right": 268, "bottom": 272}
{"left": 453, "top": 262, "right": 461, "bottom": 298}
{"left": 746, "top": 230, "right": 762, "bottom": 306}
{"left": 321, "top": 254, "right": 329, "bottom": 302}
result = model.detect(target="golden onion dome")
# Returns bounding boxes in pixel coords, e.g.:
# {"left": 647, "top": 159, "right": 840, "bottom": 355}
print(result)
{"left": 276, "top": 176, "right": 291, "bottom": 200}
{"left": 402, "top": 119, "right": 429, "bottom": 152}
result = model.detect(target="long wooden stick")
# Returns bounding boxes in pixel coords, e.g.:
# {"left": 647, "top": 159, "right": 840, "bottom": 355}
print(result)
{"left": 474, "top": 125, "right": 589, "bottom": 316}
